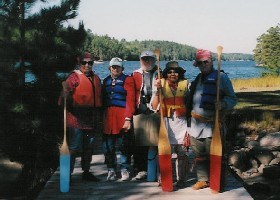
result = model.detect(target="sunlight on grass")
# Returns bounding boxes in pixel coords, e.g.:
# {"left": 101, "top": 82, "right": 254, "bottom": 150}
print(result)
{"left": 232, "top": 75, "right": 280, "bottom": 90}
{"left": 240, "top": 112, "right": 280, "bottom": 133}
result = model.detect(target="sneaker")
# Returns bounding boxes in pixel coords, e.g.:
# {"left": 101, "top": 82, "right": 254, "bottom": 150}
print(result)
{"left": 135, "top": 171, "right": 147, "bottom": 180}
{"left": 82, "top": 171, "right": 100, "bottom": 182}
{"left": 192, "top": 181, "right": 209, "bottom": 190}
{"left": 107, "top": 170, "right": 117, "bottom": 182}
{"left": 121, "top": 169, "right": 130, "bottom": 181}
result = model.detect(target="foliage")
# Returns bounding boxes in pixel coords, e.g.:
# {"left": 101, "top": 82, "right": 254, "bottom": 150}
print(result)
{"left": 253, "top": 25, "right": 280, "bottom": 75}
{"left": 84, "top": 34, "right": 197, "bottom": 61}
{"left": 222, "top": 53, "right": 253, "bottom": 61}
{"left": 0, "top": 0, "right": 87, "bottom": 197}
{"left": 84, "top": 34, "right": 253, "bottom": 61}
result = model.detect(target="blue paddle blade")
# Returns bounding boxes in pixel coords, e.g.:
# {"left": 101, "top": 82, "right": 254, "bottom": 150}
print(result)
{"left": 60, "top": 155, "right": 70, "bottom": 192}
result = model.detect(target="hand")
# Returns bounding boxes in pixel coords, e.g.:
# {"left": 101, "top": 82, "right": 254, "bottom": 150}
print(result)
{"left": 154, "top": 79, "right": 162, "bottom": 89}
{"left": 215, "top": 100, "right": 224, "bottom": 110}
{"left": 60, "top": 90, "right": 69, "bottom": 99}
{"left": 61, "top": 81, "right": 70, "bottom": 98}
{"left": 122, "top": 121, "right": 131, "bottom": 132}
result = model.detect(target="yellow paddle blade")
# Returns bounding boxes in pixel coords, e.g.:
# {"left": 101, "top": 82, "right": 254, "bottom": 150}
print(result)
{"left": 210, "top": 120, "right": 222, "bottom": 156}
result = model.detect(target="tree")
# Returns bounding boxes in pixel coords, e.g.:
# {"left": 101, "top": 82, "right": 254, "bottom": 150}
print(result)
{"left": 253, "top": 25, "right": 280, "bottom": 75}
{"left": 0, "top": 1, "right": 88, "bottom": 197}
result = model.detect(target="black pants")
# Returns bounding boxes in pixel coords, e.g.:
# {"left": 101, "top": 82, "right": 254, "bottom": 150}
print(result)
{"left": 133, "top": 146, "right": 149, "bottom": 173}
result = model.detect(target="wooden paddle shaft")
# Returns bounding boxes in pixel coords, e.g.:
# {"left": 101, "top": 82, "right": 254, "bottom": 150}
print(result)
{"left": 210, "top": 46, "right": 223, "bottom": 192}
{"left": 61, "top": 81, "right": 69, "bottom": 154}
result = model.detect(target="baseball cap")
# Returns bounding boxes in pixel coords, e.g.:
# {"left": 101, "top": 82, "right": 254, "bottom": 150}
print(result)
{"left": 140, "top": 50, "right": 156, "bottom": 58}
{"left": 109, "top": 57, "right": 123, "bottom": 67}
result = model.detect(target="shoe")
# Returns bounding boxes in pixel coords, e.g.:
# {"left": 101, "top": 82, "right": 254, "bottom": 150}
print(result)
{"left": 107, "top": 170, "right": 117, "bottom": 182}
{"left": 176, "top": 180, "right": 185, "bottom": 188}
{"left": 121, "top": 169, "right": 130, "bottom": 181}
{"left": 135, "top": 171, "right": 147, "bottom": 180}
{"left": 82, "top": 171, "right": 100, "bottom": 182}
{"left": 158, "top": 176, "right": 161, "bottom": 186}
{"left": 192, "top": 181, "right": 209, "bottom": 190}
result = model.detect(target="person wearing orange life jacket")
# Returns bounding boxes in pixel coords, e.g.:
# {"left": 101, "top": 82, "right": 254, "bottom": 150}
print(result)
{"left": 151, "top": 61, "right": 189, "bottom": 188}
{"left": 60, "top": 52, "right": 102, "bottom": 182}
{"left": 186, "top": 49, "right": 237, "bottom": 190}
{"left": 102, "top": 57, "right": 136, "bottom": 182}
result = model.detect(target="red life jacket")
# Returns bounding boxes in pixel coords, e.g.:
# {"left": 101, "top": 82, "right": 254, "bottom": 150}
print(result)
{"left": 72, "top": 70, "right": 102, "bottom": 107}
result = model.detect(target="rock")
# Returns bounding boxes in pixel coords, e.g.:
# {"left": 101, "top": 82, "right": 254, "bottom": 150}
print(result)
{"left": 258, "top": 164, "right": 265, "bottom": 174}
{"left": 263, "top": 165, "right": 280, "bottom": 179}
{"left": 250, "top": 158, "right": 259, "bottom": 168}
{"left": 269, "top": 157, "right": 280, "bottom": 165}
{"left": 228, "top": 149, "right": 250, "bottom": 172}
{"left": 235, "top": 131, "right": 246, "bottom": 146}
{"left": 247, "top": 141, "right": 260, "bottom": 149}
{"left": 272, "top": 151, "right": 280, "bottom": 158}
{"left": 250, "top": 148, "right": 274, "bottom": 165}
{"left": 256, "top": 131, "right": 267, "bottom": 140}
{"left": 259, "top": 132, "right": 280, "bottom": 149}
{"left": 242, "top": 167, "right": 258, "bottom": 177}
{"left": 246, "top": 183, "right": 270, "bottom": 195}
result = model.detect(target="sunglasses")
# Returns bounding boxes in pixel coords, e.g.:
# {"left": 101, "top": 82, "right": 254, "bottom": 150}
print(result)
{"left": 197, "top": 60, "right": 211, "bottom": 65}
{"left": 81, "top": 60, "right": 93, "bottom": 65}
{"left": 141, "top": 57, "right": 154, "bottom": 62}
{"left": 111, "top": 65, "right": 122, "bottom": 69}
{"left": 167, "top": 70, "right": 179, "bottom": 74}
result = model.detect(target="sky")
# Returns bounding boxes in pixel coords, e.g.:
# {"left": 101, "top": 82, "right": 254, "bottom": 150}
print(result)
{"left": 36, "top": 0, "right": 280, "bottom": 54}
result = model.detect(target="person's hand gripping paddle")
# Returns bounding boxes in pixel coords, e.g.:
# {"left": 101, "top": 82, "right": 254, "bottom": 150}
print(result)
{"left": 210, "top": 46, "right": 223, "bottom": 193}
{"left": 60, "top": 81, "right": 70, "bottom": 192}
{"left": 155, "top": 49, "right": 173, "bottom": 192}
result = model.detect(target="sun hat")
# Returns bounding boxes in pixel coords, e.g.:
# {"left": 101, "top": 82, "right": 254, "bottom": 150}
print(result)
{"left": 109, "top": 57, "right": 123, "bottom": 67}
{"left": 140, "top": 50, "right": 156, "bottom": 59}
{"left": 193, "top": 49, "right": 212, "bottom": 67}
{"left": 162, "top": 61, "right": 186, "bottom": 78}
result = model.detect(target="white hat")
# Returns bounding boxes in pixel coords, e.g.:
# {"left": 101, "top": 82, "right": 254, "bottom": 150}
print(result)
{"left": 109, "top": 57, "right": 123, "bottom": 67}
{"left": 140, "top": 50, "right": 155, "bottom": 58}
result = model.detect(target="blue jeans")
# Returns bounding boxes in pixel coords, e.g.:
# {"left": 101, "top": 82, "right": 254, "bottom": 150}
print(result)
{"left": 68, "top": 128, "right": 95, "bottom": 173}
{"left": 102, "top": 134, "right": 132, "bottom": 171}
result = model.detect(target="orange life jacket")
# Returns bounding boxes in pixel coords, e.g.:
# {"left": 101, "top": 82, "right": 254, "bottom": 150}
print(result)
{"left": 161, "top": 79, "right": 188, "bottom": 117}
{"left": 72, "top": 70, "right": 102, "bottom": 107}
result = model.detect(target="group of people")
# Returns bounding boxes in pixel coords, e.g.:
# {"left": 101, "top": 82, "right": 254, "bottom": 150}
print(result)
{"left": 60, "top": 48, "right": 237, "bottom": 190}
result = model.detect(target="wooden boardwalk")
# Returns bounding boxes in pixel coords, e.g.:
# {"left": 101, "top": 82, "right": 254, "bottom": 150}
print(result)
{"left": 37, "top": 153, "right": 253, "bottom": 200}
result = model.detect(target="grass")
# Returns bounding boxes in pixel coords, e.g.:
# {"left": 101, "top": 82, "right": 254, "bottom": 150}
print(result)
{"left": 232, "top": 75, "right": 280, "bottom": 90}
{"left": 227, "top": 76, "right": 280, "bottom": 137}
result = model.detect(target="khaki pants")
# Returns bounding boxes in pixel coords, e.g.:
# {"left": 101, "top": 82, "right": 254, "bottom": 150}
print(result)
{"left": 171, "top": 145, "right": 188, "bottom": 182}
{"left": 190, "top": 136, "right": 212, "bottom": 182}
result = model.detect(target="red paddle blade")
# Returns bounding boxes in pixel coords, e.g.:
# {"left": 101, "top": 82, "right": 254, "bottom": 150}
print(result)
{"left": 210, "top": 154, "right": 222, "bottom": 192}
{"left": 158, "top": 154, "right": 173, "bottom": 192}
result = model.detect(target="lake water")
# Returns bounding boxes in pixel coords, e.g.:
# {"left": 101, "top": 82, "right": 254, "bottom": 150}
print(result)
{"left": 26, "top": 60, "right": 267, "bottom": 82}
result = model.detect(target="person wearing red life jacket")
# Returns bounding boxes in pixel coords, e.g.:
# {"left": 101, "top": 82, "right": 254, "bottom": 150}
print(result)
{"left": 59, "top": 52, "right": 102, "bottom": 182}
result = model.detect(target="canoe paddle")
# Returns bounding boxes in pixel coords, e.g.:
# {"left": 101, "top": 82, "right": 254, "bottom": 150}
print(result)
{"left": 60, "top": 81, "right": 70, "bottom": 193}
{"left": 155, "top": 49, "right": 173, "bottom": 192}
{"left": 209, "top": 46, "right": 223, "bottom": 193}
